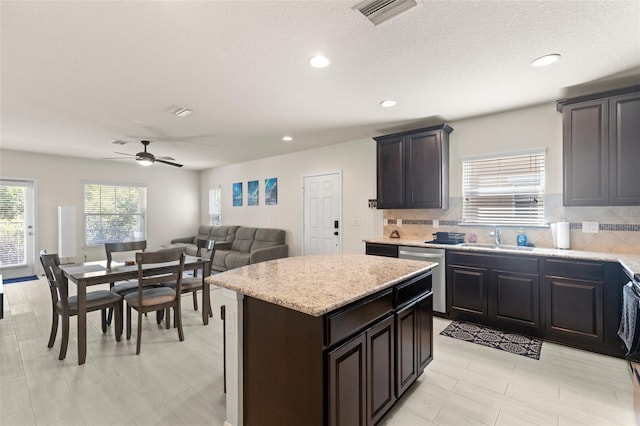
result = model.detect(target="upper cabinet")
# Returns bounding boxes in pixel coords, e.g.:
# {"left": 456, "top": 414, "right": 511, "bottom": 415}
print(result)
{"left": 375, "top": 124, "right": 453, "bottom": 209}
{"left": 557, "top": 86, "right": 640, "bottom": 206}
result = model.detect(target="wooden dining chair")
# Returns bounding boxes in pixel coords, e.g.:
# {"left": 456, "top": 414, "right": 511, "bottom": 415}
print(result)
{"left": 125, "top": 248, "right": 185, "bottom": 355}
{"left": 104, "top": 240, "right": 148, "bottom": 327}
{"left": 162, "top": 239, "right": 214, "bottom": 318}
{"left": 40, "top": 250, "right": 122, "bottom": 360}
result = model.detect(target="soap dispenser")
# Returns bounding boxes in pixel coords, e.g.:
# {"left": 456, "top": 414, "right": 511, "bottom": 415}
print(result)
{"left": 517, "top": 227, "right": 527, "bottom": 247}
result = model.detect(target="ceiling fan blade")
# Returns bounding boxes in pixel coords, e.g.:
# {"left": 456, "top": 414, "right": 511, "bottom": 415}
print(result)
{"left": 156, "top": 156, "right": 176, "bottom": 161}
{"left": 101, "top": 157, "right": 135, "bottom": 160}
{"left": 155, "top": 158, "right": 184, "bottom": 168}
{"left": 114, "top": 152, "right": 136, "bottom": 157}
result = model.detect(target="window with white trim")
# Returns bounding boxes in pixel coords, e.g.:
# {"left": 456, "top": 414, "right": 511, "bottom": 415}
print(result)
{"left": 209, "top": 186, "right": 221, "bottom": 225}
{"left": 462, "top": 149, "right": 545, "bottom": 226}
{"left": 84, "top": 183, "right": 146, "bottom": 246}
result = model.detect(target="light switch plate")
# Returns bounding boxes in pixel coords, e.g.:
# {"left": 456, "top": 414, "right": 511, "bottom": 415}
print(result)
{"left": 397, "top": 219, "right": 402, "bottom": 227}
{"left": 383, "top": 218, "right": 388, "bottom": 226}
{"left": 582, "top": 221, "right": 599, "bottom": 233}
{"left": 433, "top": 219, "right": 439, "bottom": 228}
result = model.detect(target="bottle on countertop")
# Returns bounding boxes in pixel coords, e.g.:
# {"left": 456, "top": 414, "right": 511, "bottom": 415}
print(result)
{"left": 517, "top": 227, "right": 527, "bottom": 247}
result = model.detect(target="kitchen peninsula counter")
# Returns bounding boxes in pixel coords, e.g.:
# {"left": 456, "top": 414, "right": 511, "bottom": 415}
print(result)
{"left": 206, "top": 253, "right": 437, "bottom": 426}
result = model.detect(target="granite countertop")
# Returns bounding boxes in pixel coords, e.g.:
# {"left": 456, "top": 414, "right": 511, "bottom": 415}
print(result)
{"left": 205, "top": 253, "right": 436, "bottom": 316}
{"left": 365, "top": 237, "right": 640, "bottom": 281}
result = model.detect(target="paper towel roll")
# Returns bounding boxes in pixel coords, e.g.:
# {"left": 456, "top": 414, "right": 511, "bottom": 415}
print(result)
{"left": 557, "top": 221, "right": 570, "bottom": 249}
{"left": 550, "top": 223, "right": 558, "bottom": 248}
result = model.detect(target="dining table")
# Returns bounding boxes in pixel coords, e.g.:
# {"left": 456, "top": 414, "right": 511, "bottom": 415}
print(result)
{"left": 59, "top": 254, "right": 210, "bottom": 365}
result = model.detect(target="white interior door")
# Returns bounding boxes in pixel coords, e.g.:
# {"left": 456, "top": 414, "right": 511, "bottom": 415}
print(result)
{"left": 0, "top": 179, "right": 36, "bottom": 279}
{"left": 303, "top": 172, "right": 341, "bottom": 255}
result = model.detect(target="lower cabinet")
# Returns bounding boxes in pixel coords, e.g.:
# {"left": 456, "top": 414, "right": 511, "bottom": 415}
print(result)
{"left": 327, "top": 291, "right": 433, "bottom": 426}
{"left": 544, "top": 258, "right": 605, "bottom": 348}
{"left": 447, "top": 251, "right": 540, "bottom": 335}
{"left": 446, "top": 251, "right": 626, "bottom": 356}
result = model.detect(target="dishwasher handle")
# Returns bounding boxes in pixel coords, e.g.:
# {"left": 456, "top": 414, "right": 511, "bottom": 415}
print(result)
{"left": 398, "top": 250, "right": 443, "bottom": 261}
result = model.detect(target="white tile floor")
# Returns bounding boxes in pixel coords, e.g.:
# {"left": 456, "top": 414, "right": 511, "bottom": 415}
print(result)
{"left": 1, "top": 277, "right": 636, "bottom": 426}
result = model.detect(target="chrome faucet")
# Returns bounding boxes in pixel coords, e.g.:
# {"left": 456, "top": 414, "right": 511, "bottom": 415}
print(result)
{"left": 489, "top": 226, "right": 501, "bottom": 247}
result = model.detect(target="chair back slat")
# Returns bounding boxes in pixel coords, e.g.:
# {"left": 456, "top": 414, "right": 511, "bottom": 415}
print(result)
{"left": 105, "top": 240, "right": 147, "bottom": 269}
{"left": 39, "top": 250, "right": 69, "bottom": 308}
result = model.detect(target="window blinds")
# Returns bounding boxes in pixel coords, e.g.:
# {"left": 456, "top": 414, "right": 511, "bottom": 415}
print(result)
{"left": 84, "top": 183, "right": 146, "bottom": 246}
{"left": 462, "top": 150, "right": 545, "bottom": 225}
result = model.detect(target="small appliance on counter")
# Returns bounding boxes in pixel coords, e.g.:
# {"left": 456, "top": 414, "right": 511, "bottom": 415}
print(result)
{"left": 427, "top": 232, "right": 466, "bottom": 245}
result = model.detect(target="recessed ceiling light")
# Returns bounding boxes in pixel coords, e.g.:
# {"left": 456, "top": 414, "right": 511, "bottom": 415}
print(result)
{"left": 380, "top": 100, "right": 397, "bottom": 107}
{"left": 282, "top": 136, "right": 293, "bottom": 142}
{"left": 531, "top": 53, "right": 561, "bottom": 67}
{"left": 309, "top": 54, "right": 330, "bottom": 68}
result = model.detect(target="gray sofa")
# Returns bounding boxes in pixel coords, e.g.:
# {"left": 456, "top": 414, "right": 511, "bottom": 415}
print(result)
{"left": 169, "top": 225, "right": 288, "bottom": 272}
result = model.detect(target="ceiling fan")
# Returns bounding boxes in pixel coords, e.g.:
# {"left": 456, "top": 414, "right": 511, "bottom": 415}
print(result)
{"left": 104, "top": 140, "right": 183, "bottom": 168}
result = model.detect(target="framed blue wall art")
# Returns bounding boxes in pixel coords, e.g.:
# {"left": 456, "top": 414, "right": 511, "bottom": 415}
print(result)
{"left": 265, "top": 177, "right": 277, "bottom": 205}
{"left": 232, "top": 182, "right": 243, "bottom": 207}
{"left": 248, "top": 180, "right": 259, "bottom": 206}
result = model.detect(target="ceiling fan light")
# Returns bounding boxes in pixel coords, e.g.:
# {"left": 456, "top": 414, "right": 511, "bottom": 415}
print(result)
{"left": 137, "top": 158, "right": 154, "bottom": 167}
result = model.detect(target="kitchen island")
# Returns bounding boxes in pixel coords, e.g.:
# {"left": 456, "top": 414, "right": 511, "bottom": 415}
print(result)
{"left": 206, "top": 253, "right": 437, "bottom": 426}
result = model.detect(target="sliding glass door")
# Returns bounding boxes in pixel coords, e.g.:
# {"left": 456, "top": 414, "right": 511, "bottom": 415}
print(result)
{"left": 0, "top": 179, "right": 36, "bottom": 279}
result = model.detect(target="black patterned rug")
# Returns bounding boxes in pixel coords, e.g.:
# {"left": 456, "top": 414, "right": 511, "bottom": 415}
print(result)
{"left": 440, "top": 321, "right": 542, "bottom": 360}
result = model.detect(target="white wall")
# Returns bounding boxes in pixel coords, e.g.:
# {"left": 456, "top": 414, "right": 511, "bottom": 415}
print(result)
{"left": 0, "top": 150, "right": 200, "bottom": 262}
{"left": 200, "top": 139, "right": 383, "bottom": 256}
{"left": 449, "top": 102, "right": 563, "bottom": 196}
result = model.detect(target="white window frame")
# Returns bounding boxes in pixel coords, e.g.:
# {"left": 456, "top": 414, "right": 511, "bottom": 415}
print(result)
{"left": 209, "top": 186, "right": 221, "bottom": 225}
{"left": 83, "top": 182, "right": 147, "bottom": 246}
{"left": 461, "top": 148, "right": 546, "bottom": 226}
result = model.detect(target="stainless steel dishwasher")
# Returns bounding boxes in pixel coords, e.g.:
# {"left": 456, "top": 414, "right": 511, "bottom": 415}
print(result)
{"left": 398, "top": 246, "right": 446, "bottom": 314}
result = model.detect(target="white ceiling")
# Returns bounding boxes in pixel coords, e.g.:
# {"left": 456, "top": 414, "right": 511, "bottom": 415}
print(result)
{"left": 2, "top": 1, "right": 639, "bottom": 170}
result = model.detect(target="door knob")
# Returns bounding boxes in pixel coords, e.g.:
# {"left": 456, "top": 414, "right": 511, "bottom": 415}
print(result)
{"left": 334, "top": 231, "right": 339, "bottom": 236}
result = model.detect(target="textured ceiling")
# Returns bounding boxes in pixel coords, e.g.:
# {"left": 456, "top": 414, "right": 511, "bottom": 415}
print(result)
{"left": 1, "top": 1, "right": 639, "bottom": 170}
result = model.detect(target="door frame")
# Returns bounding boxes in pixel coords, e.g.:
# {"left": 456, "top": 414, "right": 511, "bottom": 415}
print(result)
{"left": 301, "top": 171, "right": 343, "bottom": 256}
{"left": 0, "top": 177, "right": 38, "bottom": 279}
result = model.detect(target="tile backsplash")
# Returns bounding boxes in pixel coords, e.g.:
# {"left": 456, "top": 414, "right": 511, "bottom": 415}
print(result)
{"left": 382, "top": 195, "right": 640, "bottom": 254}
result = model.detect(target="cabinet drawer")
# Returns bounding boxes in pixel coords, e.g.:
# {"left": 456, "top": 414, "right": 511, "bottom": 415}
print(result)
{"left": 395, "top": 273, "right": 432, "bottom": 308}
{"left": 366, "top": 243, "right": 398, "bottom": 258}
{"left": 545, "top": 258, "right": 605, "bottom": 280}
{"left": 325, "top": 289, "right": 393, "bottom": 347}
{"left": 448, "top": 251, "right": 539, "bottom": 274}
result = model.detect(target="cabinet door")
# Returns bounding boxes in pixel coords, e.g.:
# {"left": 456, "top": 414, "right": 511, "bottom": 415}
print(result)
{"left": 416, "top": 294, "right": 433, "bottom": 370}
{"left": 562, "top": 99, "right": 609, "bottom": 206}
{"left": 447, "top": 264, "right": 488, "bottom": 320}
{"left": 366, "top": 315, "right": 396, "bottom": 426}
{"left": 395, "top": 303, "right": 418, "bottom": 398}
{"left": 328, "top": 334, "right": 367, "bottom": 426}
{"left": 376, "top": 137, "right": 405, "bottom": 209}
{"left": 544, "top": 276, "right": 604, "bottom": 346}
{"left": 405, "top": 130, "right": 448, "bottom": 209}
{"left": 489, "top": 270, "right": 540, "bottom": 332}
{"left": 609, "top": 91, "right": 640, "bottom": 205}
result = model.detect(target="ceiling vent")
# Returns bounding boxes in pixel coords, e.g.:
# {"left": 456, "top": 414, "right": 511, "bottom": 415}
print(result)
{"left": 164, "top": 104, "right": 193, "bottom": 117}
{"left": 353, "top": 0, "right": 418, "bottom": 26}
{"left": 110, "top": 139, "right": 129, "bottom": 145}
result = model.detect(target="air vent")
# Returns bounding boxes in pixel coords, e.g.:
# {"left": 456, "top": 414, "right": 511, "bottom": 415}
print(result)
{"left": 164, "top": 104, "right": 193, "bottom": 117}
{"left": 110, "top": 139, "right": 129, "bottom": 145}
{"left": 353, "top": 0, "right": 418, "bottom": 26}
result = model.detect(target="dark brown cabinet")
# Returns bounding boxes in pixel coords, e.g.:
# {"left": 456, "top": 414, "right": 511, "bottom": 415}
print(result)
{"left": 365, "top": 242, "right": 398, "bottom": 258}
{"left": 328, "top": 334, "right": 367, "bottom": 426}
{"left": 375, "top": 124, "right": 453, "bottom": 209}
{"left": 447, "top": 251, "right": 541, "bottom": 335}
{"left": 543, "top": 258, "right": 605, "bottom": 347}
{"left": 395, "top": 293, "right": 432, "bottom": 399}
{"left": 558, "top": 86, "right": 640, "bottom": 206}
{"left": 326, "top": 272, "right": 432, "bottom": 426}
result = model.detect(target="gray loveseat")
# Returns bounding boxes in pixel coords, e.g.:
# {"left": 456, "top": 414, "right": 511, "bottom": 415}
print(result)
{"left": 169, "top": 225, "right": 288, "bottom": 272}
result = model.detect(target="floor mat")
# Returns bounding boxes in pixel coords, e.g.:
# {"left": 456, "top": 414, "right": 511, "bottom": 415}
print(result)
{"left": 2, "top": 275, "right": 39, "bottom": 284}
{"left": 440, "top": 320, "right": 542, "bottom": 360}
